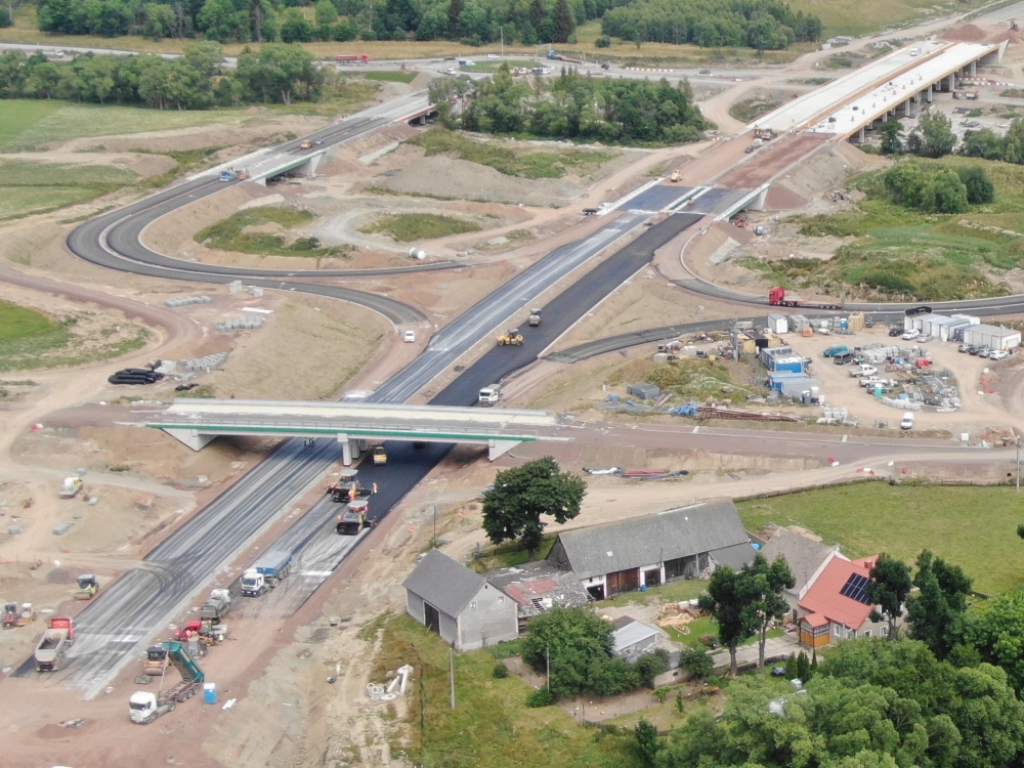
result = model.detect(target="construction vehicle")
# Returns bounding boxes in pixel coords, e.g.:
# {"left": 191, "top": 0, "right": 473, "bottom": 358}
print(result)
{"left": 2, "top": 601, "right": 18, "bottom": 629}
{"left": 17, "top": 603, "right": 36, "bottom": 626}
{"left": 219, "top": 169, "right": 237, "bottom": 181}
{"left": 241, "top": 549, "right": 292, "bottom": 597}
{"left": 528, "top": 308, "right": 542, "bottom": 327}
{"left": 59, "top": 476, "right": 83, "bottom": 499}
{"left": 479, "top": 383, "right": 502, "bottom": 406}
{"left": 200, "top": 588, "right": 232, "bottom": 623}
{"left": 129, "top": 640, "right": 205, "bottom": 724}
{"left": 143, "top": 644, "right": 169, "bottom": 677}
{"left": 669, "top": 169, "right": 681, "bottom": 182}
{"left": 768, "top": 287, "right": 844, "bottom": 310}
{"left": 953, "top": 90, "right": 979, "bottom": 100}
{"left": 300, "top": 139, "right": 314, "bottom": 150}
{"left": 326, "top": 469, "right": 370, "bottom": 502}
{"left": 337, "top": 498, "right": 371, "bottom": 535}
{"left": 372, "top": 444, "right": 387, "bottom": 465}
{"left": 497, "top": 328, "right": 523, "bottom": 346}
{"left": 754, "top": 128, "right": 777, "bottom": 141}
{"left": 75, "top": 573, "right": 99, "bottom": 600}
{"left": 35, "top": 616, "right": 75, "bottom": 672}
{"left": 335, "top": 53, "right": 370, "bottom": 63}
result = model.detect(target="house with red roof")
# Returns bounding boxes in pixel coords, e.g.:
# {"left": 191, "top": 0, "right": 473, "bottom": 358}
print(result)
{"left": 797, "top": 554, "right": 895, "bottom": 649}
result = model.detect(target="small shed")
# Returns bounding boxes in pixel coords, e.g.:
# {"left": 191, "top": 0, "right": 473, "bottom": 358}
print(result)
{"left": 779, "top": 378, "right": 819, "bottom": 400}
{"left": 611, "top": 618, "right": 662, "bottom": 663}
{"left": 768, "top": 371, "right": 807, "bottom": 391}
{"left": 766, "top": 313, "right": 789, "bottom": 335}
{"left": 962, "top": 324, "right": 1021, "bottom": 350}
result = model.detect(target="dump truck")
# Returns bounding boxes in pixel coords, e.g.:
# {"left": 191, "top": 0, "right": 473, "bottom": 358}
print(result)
{"left": 129, "top": 640, "right": 205, "bottom": 724}
{"left": 478, "top": 384, "right": 502, "bottom": 406}
{"left": 35, "top": 617, "right": 75, "bottom": 672}
{"left": 497, "top": 328, "right": 523, "bottom": 346}
{"left": 241, "top": 550, "right": 292, "bottom": 597}
{"left": 372, "top": 445, "right": 387, "bottom": 466}
{"left": 75, "top": 573, "right": 99, "bottom": 600}
{"left": 768, "top": 287, "right": 843, "bottom": 310}
{"left": 337, "top": 498, "right": 371, "bottom": 535}
{"left": 300, "top": 139, "right": 314, "bottom": 150}
{"left": 59, "top": 476, "right": 83, "bottom": 499}
{"left": 327, "top": 469, "right": 370, "bottom": 502}
{"left": 200, "top": 589, "right": 232, "bottom": 623}
{"left": 528, "top": 308, "right": 542, "bottom": 327}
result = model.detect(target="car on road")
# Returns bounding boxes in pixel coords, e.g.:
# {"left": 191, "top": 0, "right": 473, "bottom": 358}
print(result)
{"left": 54, "top": 50, "right": 65, "bottom": 58}
{"left": 958, "top": 343, "right": 970, "bottom": 352}
{"left": 901, "top": 411, "right": 915, "bottom": 430}
{"left": 990, "top": 349, "right": 1010, "bottom": 360}
{"left": 889, "top": 327, "right": 903, "bottom": 337}
{"left": 404, "top": 330, "right": 416, "bottom": 342}
{"left": 902, "top": 329, "right": 920, "bottom": 341}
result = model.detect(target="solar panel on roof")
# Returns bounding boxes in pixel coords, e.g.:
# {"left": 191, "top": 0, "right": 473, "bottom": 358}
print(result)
{"left": 839, "top": 573, "right": 872, "bottom": 605}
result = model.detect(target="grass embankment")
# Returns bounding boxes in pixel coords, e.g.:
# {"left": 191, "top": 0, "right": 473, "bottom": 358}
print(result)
{"left": 746, "top": 158, "right": 1024, "bottom": 302}
{"left": 0, "top": 159, "right": 137, "bottom": 220}
{"left": 371, "top": 614, "right": 645, "bottom": 768}
{"left": 195, "top": 207, "right": 351, "bottom": 259}
{"left": 360, "top": 213, "right": 481, "bottom": 241}
{"left": 468, "top": 534, "right": 557, "bottom": 572}
{"left": 786, "top": 0, "right": 960, "bottom": 37}
{"left": 363, "top": 70, "right": 418, "bottom": 84}
{"left": 729, "top": 96, "right": 781, "bottom": 123}
{"left": 409, "top": 129, "right": 616, "bottom": 179}
{"left": 737, "top": 484, "right": 1024, "bottom": 596}
{"left": 608, "top": 357, "right": 751, "bottom": 404}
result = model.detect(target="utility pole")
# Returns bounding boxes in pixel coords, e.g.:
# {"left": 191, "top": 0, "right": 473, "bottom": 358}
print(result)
{"left": 1016, "top": 436, "right": 1021, "bottom": 492}
{"left": 546, "top": 645, "right": 550, "bottom": 691}
{"left": 501, "top": 26, "right": 504, "bottom": 59}
{"left": 449, "top": 647, "right": 456, "bottom": 709}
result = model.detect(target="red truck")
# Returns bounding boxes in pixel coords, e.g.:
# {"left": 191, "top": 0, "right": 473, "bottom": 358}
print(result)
{"left": 768, "top": 287, "right": 843, "bottom": 310}
{"left": 336, "top": 54, "right": 369, "bottom": 63}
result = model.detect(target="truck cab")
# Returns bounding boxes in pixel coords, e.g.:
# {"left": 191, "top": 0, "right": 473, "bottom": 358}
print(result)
{"left": 478, "top": 384, "right": 502, "bottom": 406}
{"left": 240, "top": 569, "right": 266, "bottom": 597}
{"left": 130, "top": 691, "right": 172, "bottom": 723}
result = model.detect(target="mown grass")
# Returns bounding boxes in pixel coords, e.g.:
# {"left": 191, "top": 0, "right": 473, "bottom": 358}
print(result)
{"left": 0, "top": 160, "right": 138, "bottom": 220}
{"left": 786, "top": 0, "right": 961, "bottom": 38}
{"left": 0, "top": 315, "right": 149, "bottom": 373}
{"left": 468, "top": 534, "right": 557, "bottom": 573}
{"left": 372, "top": 614, "right": 646, "bottom": 768}
{"left": 359, "top": 213, "right": 481, "bottom": 241}
{"left": 0, "top": 301, "right": 56, "bottom": 341}
{"left": 759, "top": 158, "right": 1024, "bottom": 301}
{"left": 729, "top": 96, "right": 781, "bottom": 123}
{"left": 363, "top": 70, "right": 417, "bottom": 84}
{"left": 737, "top": 484, "right": 1024, "bottom": 596}
{"left": 409, "top": 128, "right": 616, "bottom": 179}
{"left": 195, "top": 206, "right": 351, "bottom": 258}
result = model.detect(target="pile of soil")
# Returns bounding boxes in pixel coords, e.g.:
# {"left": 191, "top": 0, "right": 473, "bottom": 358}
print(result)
{"left": 941, "top": 23, "right": 987, "bottom": 42}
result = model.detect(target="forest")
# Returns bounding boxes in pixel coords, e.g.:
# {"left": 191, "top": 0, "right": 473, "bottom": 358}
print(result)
{"left": 31, "top": 0, "right": 821, "bottom": 50}
{"left": 0, "top": 43, "right": 323, "bottom": 108}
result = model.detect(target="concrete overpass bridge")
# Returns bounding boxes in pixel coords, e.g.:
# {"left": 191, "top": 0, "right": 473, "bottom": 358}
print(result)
{"left": 145, "top": 398, "right": 571, "bottom": 464}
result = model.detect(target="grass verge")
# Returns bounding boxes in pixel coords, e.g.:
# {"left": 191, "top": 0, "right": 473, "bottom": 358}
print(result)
{"left": 373, "top": 614, "right": 645, "bottom": 768}
{"left": 737, "top": 484, "right": 1024, "bottom": 596}
{"left": 468, "top": 534, "right": 557, "bottom": 572}
{"left": 409, "top": 128, "right": 616, "bottom": 179}
{"left": 359, "top": 213, "right": 481, "bottom": 241}
{"left": 785, "top": 0, "right": 960, "bottom": 38}
{"left": 0, "top": 301, "right": 56, "bottom": 341}
{"left": 195, "top": 206, "right": 351, "bottom": 259}
{"left": 363, "top": 70, "right": 418, "bottom": 84}
{"left": 729, "top": 96, "right": 781, "bottom": 123}
{"left": 0, "top": 160, "right": 137, "bottom": 220}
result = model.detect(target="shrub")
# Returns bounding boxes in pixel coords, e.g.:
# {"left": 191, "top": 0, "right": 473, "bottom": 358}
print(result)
{"left": 0, "top": 8, "right": 11, "bottom": 27}
{"left": 595, "top": 35, "right": 611, "bottom": 47}
{"left": 492, "top": 662, "right": 510, "bottom": 679}
{"left": 526, "top": 687, "right": 557, "bottom": 707}
{"left": 679, "top": 647, "right": 714, "bottom": 679}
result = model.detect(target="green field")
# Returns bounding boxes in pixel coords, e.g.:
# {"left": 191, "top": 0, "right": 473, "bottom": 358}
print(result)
{"left": 195, "top": 206, "right": 351, "bottom": 259}
{"left": 754, "top": 158, "right": 1024, "bottom": 301}
{"left": 737, "top": 484, "right": 1024, "bottom": 596}
{"left": 360, "top": 213, "right": 482, "bottom": 241}
{"left": 410, "top": 129, "right": 616, "bottom": 180}
{"left": 363, "top": 70, "right": 418, "bottom": 84}
{"left": 786, "top": 0, "right": 961, "bottom": 38}
{"left": 0, "top": 160, "right": 137, "bottom": 220}
{"left": 372, "top": 615, "right": 645, "bottom": 768}
{"left": 0, "top": 301, "right": 56, "bottom": 341}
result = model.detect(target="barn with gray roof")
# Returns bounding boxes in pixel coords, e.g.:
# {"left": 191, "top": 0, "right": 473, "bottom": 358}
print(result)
{"left": 546, "top": 500, "right": 754, "bottom": 599}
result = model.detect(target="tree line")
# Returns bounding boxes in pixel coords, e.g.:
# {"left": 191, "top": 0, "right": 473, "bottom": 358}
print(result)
{"left": 32, "top": 0, "right": 818, "bottom": 49}
{"left": 0, "top": 42, "right": 323, "bottom": 108}
{"left": 601, "top": 0, "right": 822, "bottom": 51}
{"left": 431, "top": 66, "right": 708, "bottom": 145}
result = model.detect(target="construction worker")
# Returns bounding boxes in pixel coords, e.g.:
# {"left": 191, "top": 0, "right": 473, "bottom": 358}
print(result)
{"left": 348, "top": 485, "right": 357, "bottom": 502}
{"left": 372, "top": 482, "right": 378, "bottom": 495}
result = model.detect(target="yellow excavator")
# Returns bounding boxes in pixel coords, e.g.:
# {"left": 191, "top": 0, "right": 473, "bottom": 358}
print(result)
{"left": 497, "top": 328, "right": 524, "bottom": 346}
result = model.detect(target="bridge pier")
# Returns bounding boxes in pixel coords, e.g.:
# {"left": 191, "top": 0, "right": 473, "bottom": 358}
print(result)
{"left": 338, "top": 434, "right": 362, "bottom": 466}
{"left": 488, "top": 439, "right": 522, "bottom": 461}
{"left": 161, "top": 429, "right": 216, "bottom": 451}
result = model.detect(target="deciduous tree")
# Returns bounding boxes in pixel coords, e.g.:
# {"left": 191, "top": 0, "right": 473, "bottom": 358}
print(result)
{"left": 867, "top": 554, "right": 912, "bottom": 640}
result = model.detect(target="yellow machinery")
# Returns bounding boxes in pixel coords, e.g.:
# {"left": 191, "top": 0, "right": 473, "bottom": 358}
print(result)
{"left": 497, "top": 328, "right": 524, "bottom": 346}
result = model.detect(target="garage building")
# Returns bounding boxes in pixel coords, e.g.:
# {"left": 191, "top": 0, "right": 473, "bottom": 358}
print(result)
{"left": 962, "top": 324, "right": 1021, "bottom": 351}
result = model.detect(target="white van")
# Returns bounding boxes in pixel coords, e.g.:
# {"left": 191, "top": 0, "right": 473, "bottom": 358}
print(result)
{"left": 900, "top": 412, "right": 915, "bottom": 430}
{"left": 909, "top": 47, "right": 920, "bottom": 57}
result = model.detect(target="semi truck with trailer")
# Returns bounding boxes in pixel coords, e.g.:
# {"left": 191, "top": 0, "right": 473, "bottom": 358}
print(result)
{"left": 241, "top": 550, "right": 292, "bottom": 597}
{"left": 129, "top": 640, "right": 205, "bottom": 723}
{"left": 768, "top": 287, "right": 843, "bottom": 310}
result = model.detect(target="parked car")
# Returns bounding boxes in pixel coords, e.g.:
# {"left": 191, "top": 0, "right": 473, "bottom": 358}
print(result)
{"left": 902, "top": 329, "right": 920, "bottom": 341}
{"left": 823, "top": 345, "right": 849, "bottom": 358}
{"left": 849, "top": 365, "right": 877, "bottom": 377}
{"left": 968, "top": 345, "right": 980, "bottom": 355}
{"left": 990, "top": 349, "right": 1010, "bottom": 360}
{"left": 900, "top": 411, "right": 915, "bottom": 430}
{"left": 958, "top": 343, "right": 970, "bottom": 352}
{"left": 917, "top": 334, "right": 933, "bottom": 343}
{"left": 978, "top": 346, "right": 991, "bottom": 358}
{"left": 888, "top": 327, "right": 903, "bottom": 337}
{"left": 833, "top": 352, "right": 854, "bottom": 364}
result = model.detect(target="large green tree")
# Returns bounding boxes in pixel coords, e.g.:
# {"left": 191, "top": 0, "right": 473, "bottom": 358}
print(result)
{"left": 879, "top": 117, "right": 903, "bottom": 155}
{"left": 913, "top": 111, "right": 957, "bottom": 158}
{"left": 867, "top": 554, "right": 912, "bottom": 640}
{"left": 481, "top": 456, "right": 585, "bottom": 555}
{"left": 552, "top": 0, "right": 573, "bottom": 42}
{"left": 740, "top": 553, "right": 795, "bottom": 675}
{"left": 698, "top": 565, "right": 752, "bottom": 677}
{"left": 907, "top": 550, "right": 972, "bottom": 660}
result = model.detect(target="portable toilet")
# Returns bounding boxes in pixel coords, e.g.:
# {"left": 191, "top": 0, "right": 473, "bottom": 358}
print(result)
{"left": 204, "top": 682, "right": 218, "bottom": 704}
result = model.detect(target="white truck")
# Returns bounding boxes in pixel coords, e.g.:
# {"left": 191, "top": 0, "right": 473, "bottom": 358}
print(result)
{"left": 35, "top": 617, "right": 75, "bottom": 672}
{"left": 129, "top": 640, "right": 205, "bottom": 723}
{"left": 240, "top": 550, "right": 292, "bottom": 597}
{"left": 59, "top": 476, "right": 83, "bottom": 498}
{"left": 478, "top": 384, "right": 502, "bottom": 406}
